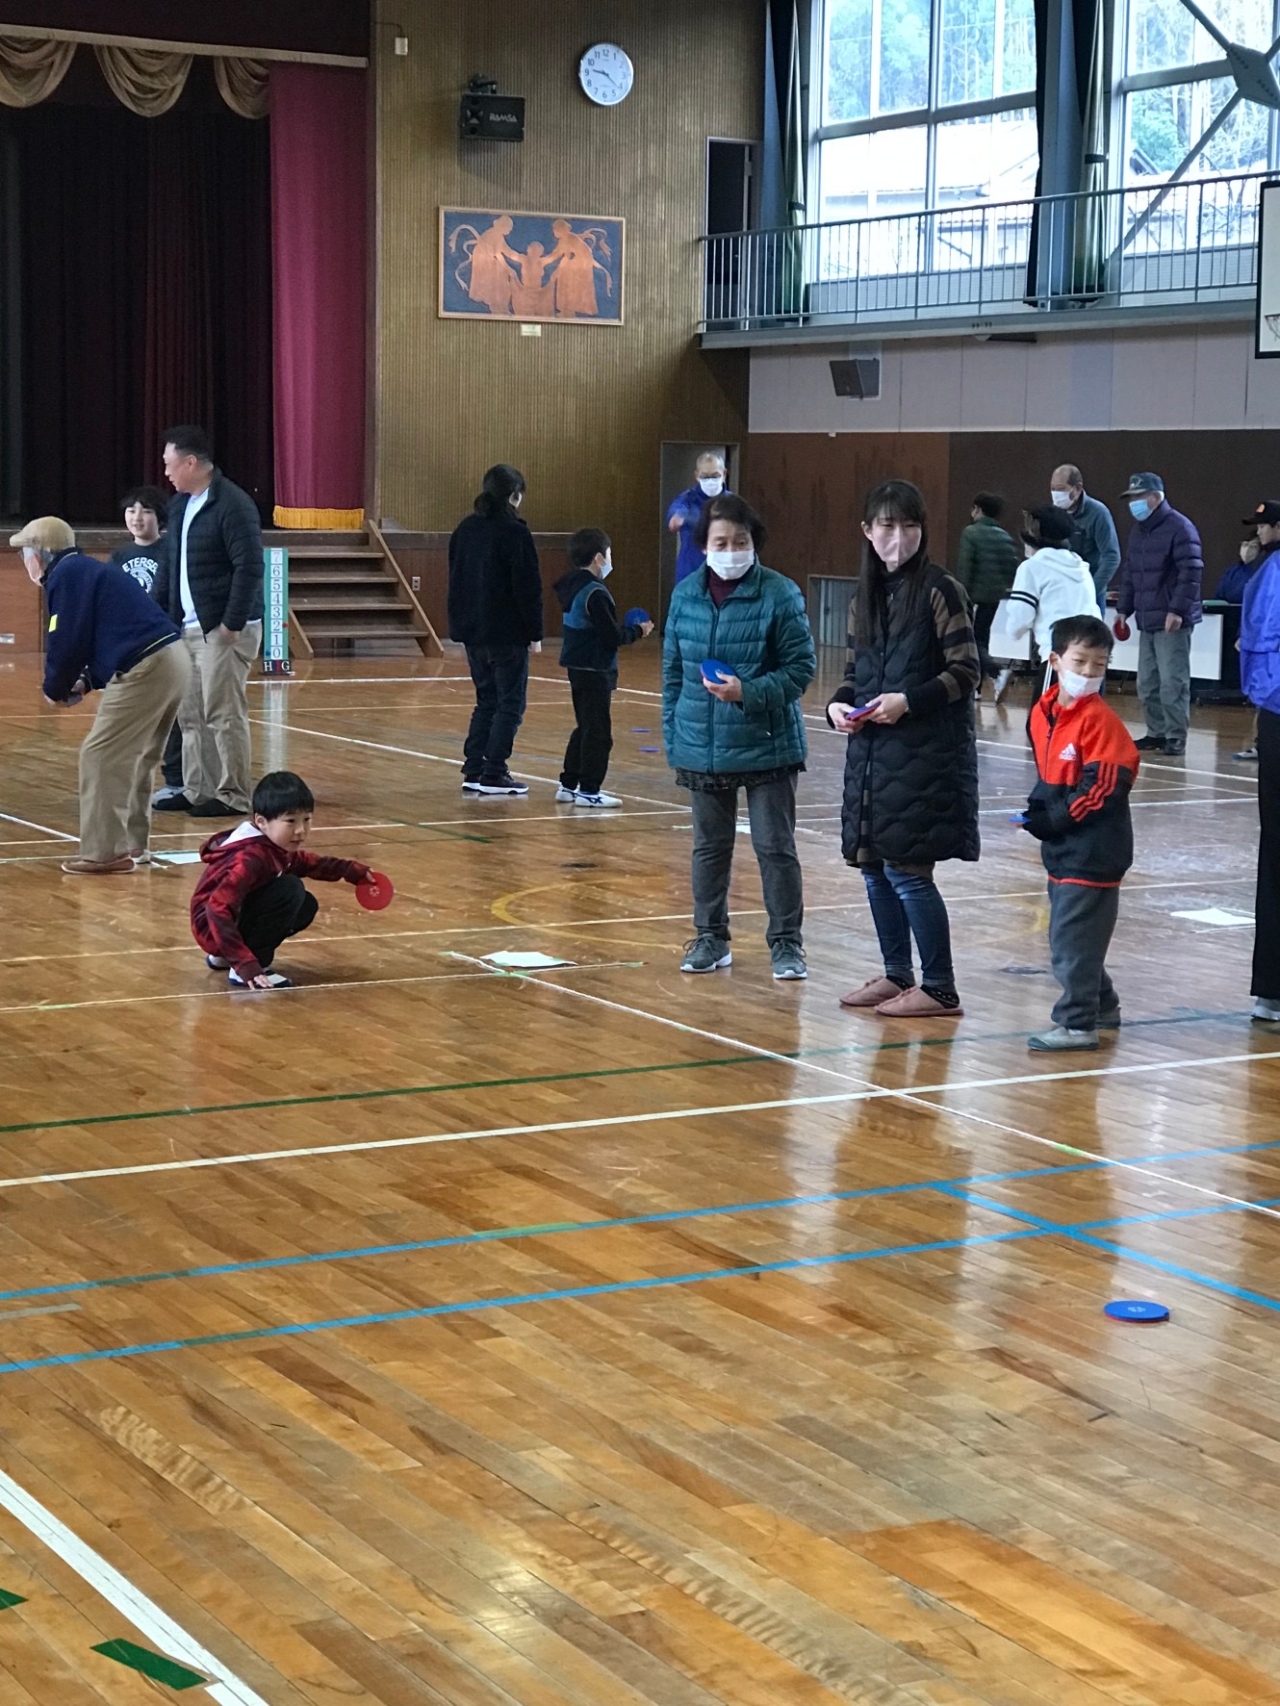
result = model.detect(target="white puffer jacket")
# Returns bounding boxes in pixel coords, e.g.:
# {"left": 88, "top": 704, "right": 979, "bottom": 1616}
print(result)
{"left": 1006, "top": 547, "right": 1100, "bottom": 655}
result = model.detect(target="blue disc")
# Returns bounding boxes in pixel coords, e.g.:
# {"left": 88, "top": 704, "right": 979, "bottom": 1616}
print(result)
{"left": 702, "top": 658, "right": 732, "bottom": 682}
{"left": 625, "top": 607, "right": 650, "bottom": 627}
{"left": 1104, "top": 1299, "right": 1169, "bottom": 1322}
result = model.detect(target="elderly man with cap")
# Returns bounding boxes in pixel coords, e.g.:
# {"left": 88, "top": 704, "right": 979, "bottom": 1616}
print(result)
{"left": 12, "top": 516, "right": 190, "bottom": 875}
{"left": 1114, "top": 472, "right": 1203, "bottom": 757}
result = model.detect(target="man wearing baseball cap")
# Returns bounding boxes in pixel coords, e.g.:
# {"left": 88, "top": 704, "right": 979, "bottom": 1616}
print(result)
{"left": 11, "top": 516, "right": 190, "bottom": 875}
{"left": 1113, "top": 472, "right": 1203, "bottom": 757}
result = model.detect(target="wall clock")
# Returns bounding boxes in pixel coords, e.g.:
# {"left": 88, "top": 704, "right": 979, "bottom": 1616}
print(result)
{"left": 579, "top": 44, "right": 633, "bottom": 107}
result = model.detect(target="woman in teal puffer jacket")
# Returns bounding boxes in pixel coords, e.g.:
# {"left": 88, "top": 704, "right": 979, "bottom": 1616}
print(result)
{"left": 662, "top": 495, "right": 817, "bottom": 980}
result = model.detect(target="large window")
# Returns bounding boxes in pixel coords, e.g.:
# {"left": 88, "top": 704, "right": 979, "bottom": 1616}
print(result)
{"left": 1120, "top": 0, "right": 1277, "bottom": 182}
{"left": 814, "top": 0, "right": 1039, "bottom": 227}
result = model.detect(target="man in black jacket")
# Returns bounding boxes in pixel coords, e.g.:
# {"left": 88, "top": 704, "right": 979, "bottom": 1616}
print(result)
{"left": 447, "top": 464, "right": 543, "bottom": 795}
{"left": 152, "top": 426, "right": 264, "bottom": 817}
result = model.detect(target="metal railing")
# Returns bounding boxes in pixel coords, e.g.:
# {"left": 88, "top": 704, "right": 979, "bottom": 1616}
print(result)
{"left": 700, "top": 169, "right": 1269, "bottom": 334}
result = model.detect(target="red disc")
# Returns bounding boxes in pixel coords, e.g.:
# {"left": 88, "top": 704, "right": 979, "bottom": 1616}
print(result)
{"left": 356, "top": 870, "right": 394, "bottom": 911}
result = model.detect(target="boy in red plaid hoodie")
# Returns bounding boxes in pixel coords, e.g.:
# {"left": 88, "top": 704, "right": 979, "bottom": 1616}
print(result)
{"left": 191, "top": 770, "right": 370, "bottom": 989}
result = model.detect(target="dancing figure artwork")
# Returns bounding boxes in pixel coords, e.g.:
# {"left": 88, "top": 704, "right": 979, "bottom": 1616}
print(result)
{"left": 440, "top": 208, "right": 624, "bottom": 324}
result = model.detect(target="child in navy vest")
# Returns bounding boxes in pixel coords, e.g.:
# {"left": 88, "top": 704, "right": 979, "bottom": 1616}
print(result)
{"left": 552, "top": 528, "right": 653, "bottom": 807}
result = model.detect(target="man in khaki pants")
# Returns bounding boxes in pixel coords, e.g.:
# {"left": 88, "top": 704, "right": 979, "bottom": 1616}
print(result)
{"left": 151, "top": 425, "right": 264, "bottom": 818}
{"left": 14, "top": 517, "right": 190, "bottom": 875}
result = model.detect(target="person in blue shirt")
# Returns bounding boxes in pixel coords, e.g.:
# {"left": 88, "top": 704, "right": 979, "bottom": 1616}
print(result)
{"left": 12, "top": 515, "right": 190, "bottom": 876}
{"left": 1240, "top": 520, "right": 1280, "bottom": 1020}
{"left": 1227, "top": 503, "right": 1280, "bottom": 760}
{"left": 666, "top": 453, "right": 731, "bottom": 585}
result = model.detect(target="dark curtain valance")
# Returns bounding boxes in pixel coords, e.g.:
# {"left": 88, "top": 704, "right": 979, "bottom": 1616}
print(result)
{"left": 0, "top": 2, "right": 367, "bottom": 60}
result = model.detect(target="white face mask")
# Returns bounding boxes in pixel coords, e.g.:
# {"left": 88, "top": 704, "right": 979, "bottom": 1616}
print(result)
{"left": 600, "top": 554, "right": 613, "bottom": 579}
{"left": 1059, "top": 669, "right": 1103, "bottom": 700}
{"left": 698, "top": 475, "right": 725, "bottom": 497}
{"left": 1050, "top": 489, "right": 1073, "bottom": 509}
{"left": 706, "top": 549, "right": 753, "bottom": 580}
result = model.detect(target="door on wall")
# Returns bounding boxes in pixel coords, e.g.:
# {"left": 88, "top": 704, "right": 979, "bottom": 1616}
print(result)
{"left": 659, "top": 441, "right": 740, "bottom": 622}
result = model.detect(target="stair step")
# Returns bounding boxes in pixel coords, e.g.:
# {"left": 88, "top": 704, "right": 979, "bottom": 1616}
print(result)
{"left": 286, "top": 547, "right": 385, "bottom": 559}
{"left": 292, "top": 597, "right": 403, "bottom": 611}
{"left": 298, "top": 624, "right": 429, "bottom": 640}
{"left": 288, "top": 569, "right": 390, "bottom": 583}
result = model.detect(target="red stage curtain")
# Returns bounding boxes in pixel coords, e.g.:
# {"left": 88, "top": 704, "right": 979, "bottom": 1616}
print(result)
{"left": 270, "top": 66, "right": 366, "bottom": 529}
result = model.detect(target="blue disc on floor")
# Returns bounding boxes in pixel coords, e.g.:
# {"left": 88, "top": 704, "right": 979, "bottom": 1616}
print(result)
{"left": 701, "top": 658, "right": 732, "bottom": 682}
{"left": 638, "top": 746, "right": 660, "bottom": 753}
{"left": 625, "top": 607, "right": 650, "bottom": 627}
{"left": 1104, "top": 1299, "right": 1169, "bottom": 1322}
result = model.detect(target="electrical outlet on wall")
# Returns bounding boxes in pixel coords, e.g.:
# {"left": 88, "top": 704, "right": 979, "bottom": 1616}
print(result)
{"left": 410, "top": 576, "right": 421, "bottom": 591}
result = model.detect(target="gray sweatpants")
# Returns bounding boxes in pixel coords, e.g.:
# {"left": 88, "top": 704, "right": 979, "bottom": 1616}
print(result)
{"left": 1048, "top": 879, "right": 1120, "bottom": 1031}
{"left": 1137, "top": 626, "right": 1192, "bottom": 742}
{"left": 689, "top": 773, "right": 803, "bottom": 947}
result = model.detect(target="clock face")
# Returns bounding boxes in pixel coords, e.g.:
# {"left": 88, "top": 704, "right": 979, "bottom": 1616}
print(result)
{"left": 578, "top": 43, "right": 634, "bottom": 106}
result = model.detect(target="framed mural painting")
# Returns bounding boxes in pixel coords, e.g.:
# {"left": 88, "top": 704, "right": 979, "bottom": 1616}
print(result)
{"left": 440, "top": 207, "right": 625, "bottom": 324}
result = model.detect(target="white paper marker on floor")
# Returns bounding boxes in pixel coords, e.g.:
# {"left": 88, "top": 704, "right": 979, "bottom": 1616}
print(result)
{"left": 1172, "top": 907, "right": 1255, "bottom": 927}
{"left": 483, "top": 950, "right": 574, "bottom": 969}
{"left": 153, "top": 851, "right": 203, "bottom": 865}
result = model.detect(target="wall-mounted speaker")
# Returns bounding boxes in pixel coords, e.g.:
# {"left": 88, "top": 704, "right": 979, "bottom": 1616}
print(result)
{"left": 830, "top": 357, "right": 881, "bottom": 400}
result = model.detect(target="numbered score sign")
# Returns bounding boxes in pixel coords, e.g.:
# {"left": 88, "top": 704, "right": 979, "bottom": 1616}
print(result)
{"left": 263, "top": 547, "right": 291, "bottom": 675}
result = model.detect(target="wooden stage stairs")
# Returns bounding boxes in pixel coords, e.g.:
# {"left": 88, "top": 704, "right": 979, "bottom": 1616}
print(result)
{"left": 285, "top": 522, "right": 442, "bottom": 659}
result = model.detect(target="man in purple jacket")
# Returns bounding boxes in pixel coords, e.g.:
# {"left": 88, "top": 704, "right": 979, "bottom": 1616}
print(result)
{"left": 1115, "top": 472, "right": 1203, "bottom": 757}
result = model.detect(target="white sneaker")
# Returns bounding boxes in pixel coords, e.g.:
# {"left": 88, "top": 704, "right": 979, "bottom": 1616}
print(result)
{"left": 205, "top": 953, "right": 230, "bottom": 970}
{"left": 1253, "top": 998, "right": 1280, "bottom": 1023}
{"left": 574, "top": 790, "right": 622, "bottom": 808}
{"left": 150, "top": 785, "right": 185, "bottom": 805}
{"left": 992, "top": 666, "right": 1013, "bottom": 704}
{"left": 555, "top": 786, "right": 578, "bottom": 803}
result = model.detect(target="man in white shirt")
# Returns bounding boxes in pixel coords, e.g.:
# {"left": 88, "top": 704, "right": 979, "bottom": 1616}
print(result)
{"left": 151, "top": 426, "right": 264, "bottom": 817}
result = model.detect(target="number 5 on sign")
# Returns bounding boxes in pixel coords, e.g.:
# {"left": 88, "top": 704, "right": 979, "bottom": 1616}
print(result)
{"left": 263, "top": 547, "right": 291, "bottom": 675}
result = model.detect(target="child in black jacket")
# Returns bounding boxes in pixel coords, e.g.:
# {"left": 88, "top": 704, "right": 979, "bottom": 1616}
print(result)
{"left": 553, "top": 528, "right": 653, "bottom": 808}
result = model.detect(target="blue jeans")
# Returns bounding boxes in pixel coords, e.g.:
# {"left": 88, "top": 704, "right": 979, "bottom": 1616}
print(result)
{"left": 861, "top": 861, "right": 956, "bottom": 993}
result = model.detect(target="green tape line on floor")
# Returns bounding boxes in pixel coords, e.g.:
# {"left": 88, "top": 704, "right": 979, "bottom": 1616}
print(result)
{"left": 92, "top": 1638, "right": 207, "bottom": 1689}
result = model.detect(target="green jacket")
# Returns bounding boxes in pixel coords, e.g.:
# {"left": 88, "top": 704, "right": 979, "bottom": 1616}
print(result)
{"left": 662, "top": 562, "right": 816, "bottom": 773}
{"left": 955, "top": 516, "right": 1019, "bottom": 607}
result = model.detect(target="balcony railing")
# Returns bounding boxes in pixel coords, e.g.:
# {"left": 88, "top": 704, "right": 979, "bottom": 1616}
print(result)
{"left": 700, "top": 169, "right": 1269, "bottom": 336}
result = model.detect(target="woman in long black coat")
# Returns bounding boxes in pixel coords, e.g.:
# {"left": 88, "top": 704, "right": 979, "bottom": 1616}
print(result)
{"left": 827, "top": 480, "right": 981, "bottom": 1018}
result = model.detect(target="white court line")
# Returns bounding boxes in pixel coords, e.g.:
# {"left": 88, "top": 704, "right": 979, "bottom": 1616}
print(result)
{"left": 467, "top": 955, "right": 1280, "bottom": 1228}
{"left": 0, "top": 875, "right": 1252, "bottom": 969}
{"left": 0, "top": 810, "right": 76, "bottom": 842}
{"left": 249, "top": 717, "right": 685, "bottom": 813}
{"left": 0, "top": 1048, "right": 1278, "bottom": 1194}
{"left": 252, "top": 675, "right": 475, "bottom": 685}
{"left": 0, "top": 1465, "right": 270, "bottom": 1706}
{"left": 0, "top": 960, "right": 640, "bottom": 1018}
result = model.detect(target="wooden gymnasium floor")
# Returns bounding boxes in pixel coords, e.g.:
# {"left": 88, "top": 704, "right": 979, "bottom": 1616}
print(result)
{"left": 0, "top": 646, "right": 1278, "bottom": 1706}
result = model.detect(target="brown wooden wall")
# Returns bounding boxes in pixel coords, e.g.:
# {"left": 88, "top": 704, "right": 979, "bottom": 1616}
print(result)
{"left": 372, "top": 0, "right": 759, "bottom": 626}
{"left": 741, "top": 430, "right": 1280, "bottom": 598}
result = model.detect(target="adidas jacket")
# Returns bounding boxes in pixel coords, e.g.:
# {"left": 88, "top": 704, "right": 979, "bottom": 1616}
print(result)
{"left": 1005, "top": 547, "right": 1100, "bottom": 655}
{"left": 1025, "top": 686, "right": 1140, "bottom": 886}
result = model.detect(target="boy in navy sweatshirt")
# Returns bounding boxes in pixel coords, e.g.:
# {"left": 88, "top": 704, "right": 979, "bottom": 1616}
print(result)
{"left": 552, "top": 528, "right": 652, "bottom": 808}
{"left": 12, "top": 515, "right": 189, "bottom": 875}
{"left": 190, "top": 771, "right": 370, "bottom": 989}
{"left": 1021, "top": 614, "right": 1140, "bottom": 1052}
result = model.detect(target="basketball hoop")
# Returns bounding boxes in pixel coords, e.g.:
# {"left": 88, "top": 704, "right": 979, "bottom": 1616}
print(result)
{"left": 1266, "top": 311, "right": 1280, "bottom": 341}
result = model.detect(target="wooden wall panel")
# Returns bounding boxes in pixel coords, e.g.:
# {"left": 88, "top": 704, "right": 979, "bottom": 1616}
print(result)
{"left": 945, "top": 430, "right": 1280, "bottom": 596}
{"left": 389, "top": 532, "right": 573, "bottom": 639}
{"left": 373, "top": 0, "right": 760, "bottom": 627}
{"left": 739, "top": 434, "right": 953, "bottom": 580}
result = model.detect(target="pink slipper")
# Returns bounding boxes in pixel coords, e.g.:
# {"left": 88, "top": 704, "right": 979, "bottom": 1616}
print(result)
{"left": 840, "top": 976, "right": 909, "bottom": 1009}
{"left": 875, "top": 987, "right": 964, "bottom": 1019}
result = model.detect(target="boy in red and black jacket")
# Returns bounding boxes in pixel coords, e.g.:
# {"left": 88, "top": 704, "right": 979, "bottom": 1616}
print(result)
{"left": 191, "top": 771, "right": 370, "bottom": 990}
{"left": 1021, "top": 615, "right": 1140, "bottom": 1052}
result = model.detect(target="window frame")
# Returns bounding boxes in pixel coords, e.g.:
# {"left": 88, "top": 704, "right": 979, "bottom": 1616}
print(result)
{"left": 810, "top": 0, "right": 1040, "bottom": 220}
{"left": 1113, "top": 0, "right": 1280, "bottom": 182}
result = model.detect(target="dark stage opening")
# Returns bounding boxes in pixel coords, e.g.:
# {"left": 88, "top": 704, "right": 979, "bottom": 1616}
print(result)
{"left": 0, "top": 54, "right": 272, "bottom": 527}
